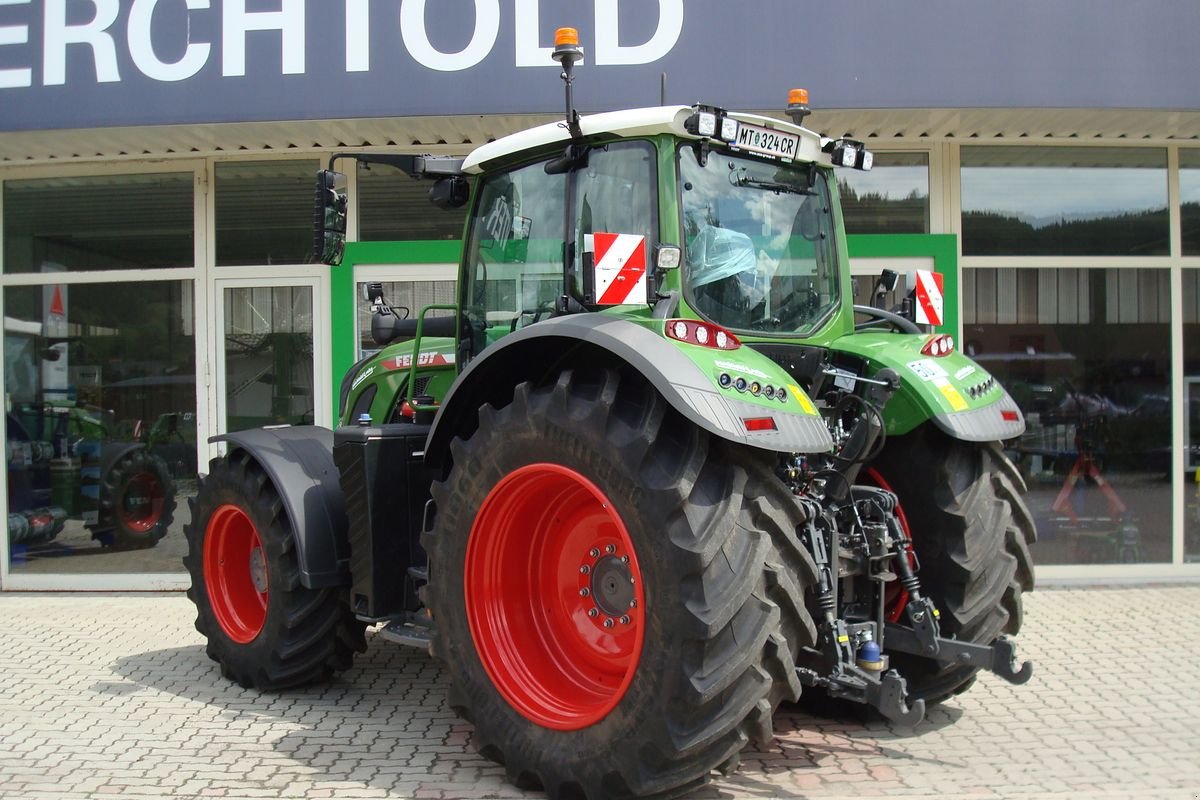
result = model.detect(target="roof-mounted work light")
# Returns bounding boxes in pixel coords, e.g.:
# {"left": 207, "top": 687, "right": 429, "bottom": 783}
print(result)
{"left": 823, "top": 137, "right": 874, "bottom": 171}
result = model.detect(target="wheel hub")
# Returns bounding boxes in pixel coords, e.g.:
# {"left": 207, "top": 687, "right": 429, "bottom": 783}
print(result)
{"left": 588, "top": 553, "right": 635, "bottom": 619}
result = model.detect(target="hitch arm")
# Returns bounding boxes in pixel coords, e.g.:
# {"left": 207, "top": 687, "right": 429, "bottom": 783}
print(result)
{"left": 884, "top": 625, "right": 1034, "bottom": 685}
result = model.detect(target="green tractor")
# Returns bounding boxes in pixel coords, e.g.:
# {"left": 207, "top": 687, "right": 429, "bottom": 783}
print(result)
{"left": 185, "top": 34, "right": 1034, "bottom": 800}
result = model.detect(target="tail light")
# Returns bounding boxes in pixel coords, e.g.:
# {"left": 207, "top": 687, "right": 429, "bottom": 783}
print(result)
{"left": 920, "top": 334, "right": 955, "bottom": 357}
{"left": 665, "top": 319, "right": 741, "bottom": 350}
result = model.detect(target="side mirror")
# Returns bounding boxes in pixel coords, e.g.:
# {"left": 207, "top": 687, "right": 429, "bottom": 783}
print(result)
{"left": 313, "top": 170, "right": 348, "bottom": 265}
{"left": 429, "top": 176, "right": 469, "bottom": 209}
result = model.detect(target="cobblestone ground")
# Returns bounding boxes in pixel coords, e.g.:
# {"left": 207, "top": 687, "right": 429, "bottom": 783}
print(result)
{"left": 1, "top": 586, "right": 1198, "bottom": 799}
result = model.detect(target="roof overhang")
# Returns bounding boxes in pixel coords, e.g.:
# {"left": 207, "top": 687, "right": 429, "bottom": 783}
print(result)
{"left": 1, "top": 108, "right": 1198, "bottom": 167}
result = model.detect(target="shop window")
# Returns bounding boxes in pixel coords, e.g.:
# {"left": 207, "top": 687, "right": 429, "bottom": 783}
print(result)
{"left": 1182, "top": 149, "right": 1200, "bottom": 256}
{"left": 1181, "top": 270, "right": 1200, "bottom": 562}
{"left": 839, "top": 152, "right": 930, "bottom": 234}
{"left": 5, "top": 281, "right": 196, "bottom": 575}
{"left": 3, "top": 173, "right": 193, "bottom": 274}
{"left": 358, "top": 164, "right": 469, "bottom": 241}
{"left": 963, "top": 267, "right": 1170, "bottom": 565}
{"left": 215, "top": 160, "right": 318, "bottom": 266}
{"left": 961, "top": 147, "right": 1168, "bottom": 256}
{"left": 223, "top": 286, "right": 315, "bottom": 431}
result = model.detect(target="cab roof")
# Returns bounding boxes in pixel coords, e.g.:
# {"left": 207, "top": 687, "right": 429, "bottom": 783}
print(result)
{"left": 460, "top": 105, "right": 828, "bottom": 174}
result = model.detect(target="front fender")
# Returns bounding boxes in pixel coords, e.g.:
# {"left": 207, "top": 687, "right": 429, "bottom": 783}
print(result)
{"left": 830, "top": 332, "right": 1025, "bottom": 442}
{"left": 425, "top": 315, "right": 833, "bottom": 473}
{"left": 210, "top": 426, "right": 349, "bottom": 589}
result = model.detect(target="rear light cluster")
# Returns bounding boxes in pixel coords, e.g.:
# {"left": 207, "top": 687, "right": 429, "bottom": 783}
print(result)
{"left": 665, "top": 319, "right": 740, "bottom": 350}
{"left": 920, "top": 334, "right": 955, "bottom": 357}
{"left": 966, "top": 377, "right": 997, "bottom": 400}
{"left": 716, "top": 372, "right": 788, "bottom": 404}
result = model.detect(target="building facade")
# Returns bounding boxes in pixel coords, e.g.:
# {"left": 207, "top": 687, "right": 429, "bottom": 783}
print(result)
{"left": 2, "top": 0, "right": 1198, "bottom": 589}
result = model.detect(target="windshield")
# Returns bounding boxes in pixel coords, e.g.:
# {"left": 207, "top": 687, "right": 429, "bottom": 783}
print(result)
{"left": 679, "top": 146, "right": 839, "bottom": 334}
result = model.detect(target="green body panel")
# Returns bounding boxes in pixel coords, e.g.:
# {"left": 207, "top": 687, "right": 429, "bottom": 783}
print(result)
{"left": 338, "top": 336, "right": 458, "bottom": 427}
{"left": 828, "top": 332, "right": 1003, "bottom": 435}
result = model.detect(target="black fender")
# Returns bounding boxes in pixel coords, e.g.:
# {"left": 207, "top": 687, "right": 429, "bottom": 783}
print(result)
{"left": 99, "top": 441, "right": 144, "bottom": 476}
{"left": 424, "top": 315, "right": 833, "bottom": 475}
{"left": 211, "top": 426, "right": 349, "bottom": 589}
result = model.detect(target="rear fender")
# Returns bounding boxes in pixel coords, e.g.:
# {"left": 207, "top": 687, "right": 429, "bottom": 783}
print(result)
{"left": 211, "top": 426, "right": 349, "bottom": 588}
{"left": 829, "top": 332, "right": 1025, "bottom": 442}
{"left": 424, "top": 314, "right": 833, "bottom": 475}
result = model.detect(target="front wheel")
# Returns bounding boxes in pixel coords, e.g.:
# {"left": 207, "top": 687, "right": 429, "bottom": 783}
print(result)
{"left": 183, "top": 450, "right": 365, "bottom": 690}
{"left": 869, "top": 425, "right": 1036, "bottom": 703}
{"left": 423, "top": 369, "right": 817, "bottom": 800}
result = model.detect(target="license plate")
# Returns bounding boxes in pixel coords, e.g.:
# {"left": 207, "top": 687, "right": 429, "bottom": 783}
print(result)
{"left": 731, "top": 122, "right": 800, "bottom": 160}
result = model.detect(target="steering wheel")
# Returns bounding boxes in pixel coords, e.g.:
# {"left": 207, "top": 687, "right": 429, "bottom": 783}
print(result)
{"left": 853, "top": 304, "right": 921, "bottom": 334}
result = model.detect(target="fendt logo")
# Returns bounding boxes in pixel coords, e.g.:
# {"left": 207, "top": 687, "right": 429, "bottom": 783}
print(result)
{"left": 0, "top": 0, "right": 684, "bottom": 89}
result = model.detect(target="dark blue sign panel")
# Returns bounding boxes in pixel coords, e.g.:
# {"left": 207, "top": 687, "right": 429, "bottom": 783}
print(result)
{"left": 1, "top": 0, "right": 1197, "bottom": 133}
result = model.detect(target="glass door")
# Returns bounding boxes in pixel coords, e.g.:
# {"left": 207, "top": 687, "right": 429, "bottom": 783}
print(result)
{"left": 213, "top": 278, "right": 328, "bottom": 442}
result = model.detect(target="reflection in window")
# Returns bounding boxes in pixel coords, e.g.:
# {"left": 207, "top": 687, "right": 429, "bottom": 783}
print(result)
{"left": 358, "top": 164, "right": 468, "bottom": 241}
{"left": 355, "top": 279, "right": 456, "bottom": 356}
{"left": 4, "top": 281, "right": 196, "bottom": 574}
{"left": 839, "top": 152, "right": 929, "bottom": 234}
{"left": 963, "top": 267, "right": 1170, "bottom": 565}
{"left": 3, "top": 173, "right": 193, "bottom": 273}
{"left": 223, "top": 286, "right": 314, "bottom": 431}
{"left": 1181, "top": 270, "right": 1200, "bottom": 562}
{"left": 961, "top": 147, "right": 1168, "bottom": 256}
{"left": 462, "top": 155, "right": 566, "bottom": 355}
{"left": 1182, "top": 150, "right": 1200, "bottom": 256}
{"left": 216, "top": 160, "right": 318, "bottom": 266}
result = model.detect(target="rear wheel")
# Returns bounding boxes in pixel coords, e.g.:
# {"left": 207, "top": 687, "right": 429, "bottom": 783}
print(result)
{"left": 423, "top": 369, "right": 817, "bottom": 800}
{"left": 183, "top": 450, "right": 365, "bottom": 690}
{"left": 870, "top": 425, "right": 1036, "bottom": 703}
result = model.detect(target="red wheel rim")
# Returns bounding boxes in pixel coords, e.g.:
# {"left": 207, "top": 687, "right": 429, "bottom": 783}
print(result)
{"left": 864, "top": 467, "right": 914, "bottom": 622}
{"left": 120, "top": 471, "right": 165, "bottom": 533}
{"left": 466, "top": 463, "right": 645, "bottom": 730}
{"left": 204, "top": 504, "right": 268, "bottom": 643}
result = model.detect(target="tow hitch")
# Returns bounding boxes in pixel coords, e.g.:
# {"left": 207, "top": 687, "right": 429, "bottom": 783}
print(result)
{"left": 793, "top": 484, "right": 1032, "bottom": 726}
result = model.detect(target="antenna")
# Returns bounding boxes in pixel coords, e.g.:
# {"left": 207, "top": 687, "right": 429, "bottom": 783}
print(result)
{"left": 552, "top": 28, "right": 584, "bottom": 139}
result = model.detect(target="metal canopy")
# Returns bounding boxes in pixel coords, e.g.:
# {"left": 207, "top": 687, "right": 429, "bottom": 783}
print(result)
{"left": 1, "top": 108, "right": 1199, "bottom": 166}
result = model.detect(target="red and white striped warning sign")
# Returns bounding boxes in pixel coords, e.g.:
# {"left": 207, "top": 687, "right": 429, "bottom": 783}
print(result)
{"left": 586, "top": 232, "right": 647, "bottom": 305}
{"left": 912, "top": 269, "right": 944, "bottom": 327}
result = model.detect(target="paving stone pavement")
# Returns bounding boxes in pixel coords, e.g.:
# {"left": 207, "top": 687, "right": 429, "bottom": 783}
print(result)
{"left": 1, "top": 586, "right": 1198, "bottom": 800}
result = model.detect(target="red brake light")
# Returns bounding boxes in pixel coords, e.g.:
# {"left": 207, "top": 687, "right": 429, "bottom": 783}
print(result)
{"left": 1001, "top": 410, "right": 1020, "bottom": 422}
{"left": 743, "top": 417, "right": 778, "bottom": 432}
{"left": 665, "top": 319, "right": 741, "bottom": 350}
{"left": 920, "top": 334, "right": 955, "bottom": 357}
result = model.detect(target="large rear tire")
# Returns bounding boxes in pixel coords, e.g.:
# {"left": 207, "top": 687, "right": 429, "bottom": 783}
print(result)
{"left": 183, "top": 450, "right": 365, "bottom": 690}
{"left": 423, "top": 369, "right": 817, "bottom": 800}
{"left": 869, "top": 424, "right": 1036, "bottom": 703}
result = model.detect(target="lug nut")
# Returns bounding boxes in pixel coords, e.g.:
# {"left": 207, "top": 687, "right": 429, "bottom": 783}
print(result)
{"left": 580, "top": 565, "right": 590, "bottom": 575}
{"left": 605, "top": 544, "right": 616, "bottom": 554}
{"left": 619, "top": 615, "right": 631, "bottom": 625}
{"left": 580, "top": 588, "right": 590, "bottom": 597}
{"left": 588, "top": 608, "right": 599, "bottom": 618}
{"left": 589, "top": 547, "right": 600, "bottom": 558}
{"left": 603, "top": 618, "right": 615, "bottom": 628}
{"left": 630, "top": 599, "right": 638, "bottom": 609}
{"left": 621, "top": 555, "right": 629, "bottom": 563}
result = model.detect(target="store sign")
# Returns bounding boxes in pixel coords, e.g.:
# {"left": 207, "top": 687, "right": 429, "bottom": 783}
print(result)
{"left": 0, "top": 0, "right": 1196, "bottom": 131}
{"left": 0, "top": 0, "right": 682, "bottom": 88}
